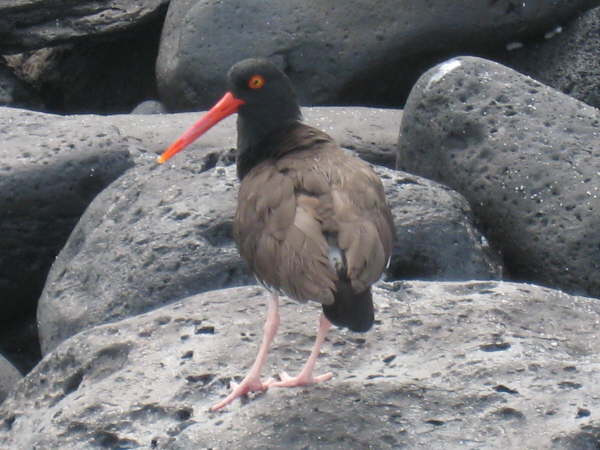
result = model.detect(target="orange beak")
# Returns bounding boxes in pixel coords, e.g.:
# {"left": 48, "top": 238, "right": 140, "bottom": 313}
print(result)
{"left": 157, "top": 92, "right": 245, "bottom": 164}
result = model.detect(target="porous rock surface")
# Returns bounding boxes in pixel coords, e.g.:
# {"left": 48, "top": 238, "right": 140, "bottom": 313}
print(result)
{"left": 156, "top": 0, "right": 598, "bottom": 110}
{"left": 501, "top": 6, "right": 600, "bottom": 109}
{"left": 37, "top": 163, "right": 249, "bottom": 356}
{"left": 0, "top": 0, "right": 169, "bottom": 53}
{"left": 3, "top": 282, "right": 600, "bottom": 448}
{"left": 398, "top": 56, "right": 600, "bottom": 297}
{"left": 379, "top": 169, "right": 502, "bottom": 281}
{"left": 0, "top": 107, "right": 136, "bottom": 323}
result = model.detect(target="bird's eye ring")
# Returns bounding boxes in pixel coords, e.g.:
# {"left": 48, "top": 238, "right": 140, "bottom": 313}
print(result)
{"left": 248, "top": 74, "right": 265, "bottom": 90}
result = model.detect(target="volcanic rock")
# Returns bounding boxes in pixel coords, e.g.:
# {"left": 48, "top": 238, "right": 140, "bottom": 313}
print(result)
{"left": 398, "top": 56, "right": 600, "bottom": 297}
{"left": 5, "top": 282, "right": 600, "bottom": 448}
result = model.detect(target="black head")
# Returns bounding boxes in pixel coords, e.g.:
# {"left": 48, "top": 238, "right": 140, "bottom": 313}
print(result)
{"left": 226, "top": 58, "right": 301, "bottom": 123}
{"left": 157, "top": 58, "right": 301, "bottom": 175}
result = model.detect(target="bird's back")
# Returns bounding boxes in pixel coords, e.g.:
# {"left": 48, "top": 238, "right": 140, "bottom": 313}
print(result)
{"left": 234, "top": 123, "right": 394, "bottom": 331}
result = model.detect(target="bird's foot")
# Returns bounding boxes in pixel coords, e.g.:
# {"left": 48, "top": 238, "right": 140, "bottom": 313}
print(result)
{"left": 266, "top": 370, "right": 333, "bottom": 388}
{"left": 210, "top": 375, "right": 272, "bottom": 411}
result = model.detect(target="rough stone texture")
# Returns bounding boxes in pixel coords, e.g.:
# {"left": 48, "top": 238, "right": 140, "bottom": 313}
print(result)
{"left": 378, "top": 168, "right": 502, "bottom": 281}
{"left": 0, "top": 0, "right": 169, "bottom": 53}
{"left": 5, "top": 283, "right": 600, "bottom": 448}
{"left": 4, "top": 11, "right": 163, "bottom": 115}
{"left": 0, "top": 60, "right": 43, "bottom": 110}
{"left": 36, "top": 163, "right": 250, "bottom": 356}
{"left": 156, "top": 0, "right": 598, "bottom": 111}
{"left": 0, "top": 355, "right": 21, "bottom": 405}
{"left": 397, "top": 56, "right": 600, "bottom": 298}
{"left": 0, "top": 107, "right": 136, "bottom": 324}
{"left": 500, "top": 6, "right": 600, "bottom": 109}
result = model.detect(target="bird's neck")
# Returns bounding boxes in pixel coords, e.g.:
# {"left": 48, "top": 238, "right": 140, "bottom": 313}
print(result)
{"left": 235, "top": 110, "right": 301, "bottom": 180}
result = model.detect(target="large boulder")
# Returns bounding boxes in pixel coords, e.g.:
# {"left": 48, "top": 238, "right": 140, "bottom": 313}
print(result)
{"left": 398, "top": 56, "right": 600, "bottom": 297}
{"left": 0, "top": 0, "right": 169, "bottom": 53}
{"left": 0, "top": 107, "right": 135, "bottom": 324}
{"left": 4, "top": 282, "right": 600, "bottom": 448}
{"left": 36, "top": 163, "right": 249, "bottom": 356}
{"left": 380, "top": 169, "right": 502, "bottom": 281}
{"left": 156, "top": 0, "right": 598, "bottom": 110}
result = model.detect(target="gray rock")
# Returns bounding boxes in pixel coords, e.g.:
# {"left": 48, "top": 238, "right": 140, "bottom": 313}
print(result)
{"left": 0, "top": 0, "right": 169, "bottom": 53}
{"left": 131, "top": 100, "right": 168, "bottom": 115}
{"left": 0, "top": 355, "right": 21, "bottom": 405}
{"left": 500, "top": 6, "right": 600, "bottom": 109}
{"left": 397, "top": 56, "right": 600, "bottom": 297}
{"left": 36, "top": 163, "right": 251, "bottom": 356}
{"left": 4, "top": 16, "right": 163, "bottom": 115}
{"left": 378, "top": 168, "right": 502, "bottom": 280}
{"left": 5, "top": 282, "right": 600, "bottom": 448}
{"left": 0, "top": 107, "right": 135, "bottom": 324}
{"left": 156, "top": 0, "right": 598, "bottom": 110}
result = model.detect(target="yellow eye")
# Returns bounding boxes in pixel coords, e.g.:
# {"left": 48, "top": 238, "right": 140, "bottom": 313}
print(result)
{"left": 248, "top": 74, "right": 265, "bottom": 90}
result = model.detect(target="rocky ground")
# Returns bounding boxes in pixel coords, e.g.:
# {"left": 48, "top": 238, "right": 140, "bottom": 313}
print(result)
{"left": 1, "top": 1, "right": 600, "bottom": 448}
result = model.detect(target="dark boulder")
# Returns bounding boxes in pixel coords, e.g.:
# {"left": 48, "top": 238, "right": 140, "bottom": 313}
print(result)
{"left": 156, "top": 0, "right": 598, "bottom": 110}
{"left": 398, "top": 56, "right": 600, "bottom": 297}
{"left": 500, "top": 6, "right": 600, "bottom": 109}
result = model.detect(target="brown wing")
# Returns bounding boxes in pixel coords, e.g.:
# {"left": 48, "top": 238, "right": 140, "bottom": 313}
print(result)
{"left": 233, "top": 124, "right": 394, "bottom": 305}
{"left": 234, "top": 159, "right": 337, "bottom": 304}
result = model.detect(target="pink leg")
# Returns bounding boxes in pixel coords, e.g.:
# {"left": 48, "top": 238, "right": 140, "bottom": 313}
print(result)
{"left": 267, "top": 313, "right": 333, "bottom": 388}
{"left": 210, "top": 293, "right": 280, "bottom": 411}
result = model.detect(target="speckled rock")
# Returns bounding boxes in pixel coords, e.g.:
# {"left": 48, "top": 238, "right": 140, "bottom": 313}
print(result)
{"left": 0, "top": 107, "right": 135, "bottom": 324}
{"left": 0, "top": 355, "right": 21, "bottom": 405}
{"left": 4, "top": 282, "right": 600, "bottom": 448}
{"left": 397, "top": 56, "right": 600, "bottom": 297}
{"left": 36, "top": 164, "right": 250, "bottom": 356}
{"left": 156, "top": 0, "right": 597, "bottom": 110}
{"left": 500, "top": 6, "right": 600, "bottom": 109}
{"left": 378, "top": 168, "right": 502, "bottom": 281}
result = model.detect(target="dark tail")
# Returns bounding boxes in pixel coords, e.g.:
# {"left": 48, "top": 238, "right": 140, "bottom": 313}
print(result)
{"left": 322, "top": 280, "right": 374, "bottom": 332}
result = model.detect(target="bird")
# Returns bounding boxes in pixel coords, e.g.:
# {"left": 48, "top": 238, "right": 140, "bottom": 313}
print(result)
{"left": 157, "top": 58, "right": 394, "bottom": 411}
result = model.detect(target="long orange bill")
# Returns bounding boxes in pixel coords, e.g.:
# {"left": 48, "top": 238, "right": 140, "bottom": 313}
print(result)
{"left": 157, "top": 92, "right": 245, "bottom": 164}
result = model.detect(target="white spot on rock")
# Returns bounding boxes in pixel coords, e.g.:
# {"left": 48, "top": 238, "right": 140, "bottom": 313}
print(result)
{"left": 426, "top": 59, "right": 462, "bottom": 90}
{"left": 544, "top": 26, "right": 563, "bottom": 40}
{"left": 506, "top": 42, "right": 524, "bottom": 51}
